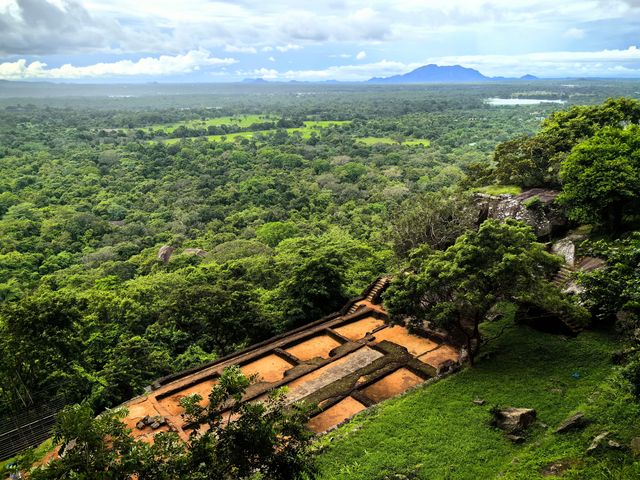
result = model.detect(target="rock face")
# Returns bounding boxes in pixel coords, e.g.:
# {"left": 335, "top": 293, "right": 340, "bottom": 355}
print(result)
{"left": 555, "top": 412, "right": 589, "bottom": 433}
{"left": 492, "top": 407, "right": 537, "bottom": 433}
{"left": 551, "top": 238, "right": 577, "bottom": 267}
{"left": 157, "top": 245, "right": 175, "bottom": 263}
{"left": 476, "top": 189, "right": 566, "bottom": 238}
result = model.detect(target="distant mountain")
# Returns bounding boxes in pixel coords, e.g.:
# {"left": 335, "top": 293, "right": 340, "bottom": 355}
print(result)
{"left": 368, "top": 64, "right": 537, "bottom": 84}
{"left": 520, "top": 74, "right": 539, "bottom": 81}
{"left": 241, "top": 78, "right": 269, "bottom": 84}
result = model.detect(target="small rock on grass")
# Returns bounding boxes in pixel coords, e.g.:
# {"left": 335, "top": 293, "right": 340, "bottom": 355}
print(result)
{"left": 555, "top": 412, "right": 589, "bottom": 434}
{"left": 473, "top": 398, "right": 486, "bottom": 406}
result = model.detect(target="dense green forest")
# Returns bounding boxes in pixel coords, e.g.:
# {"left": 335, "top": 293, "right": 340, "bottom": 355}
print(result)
{"left": 2, "top": 81, "right": 640, "bottom": 478}
{"left": 0, "top": 82, "right": 576, "bottom": 413}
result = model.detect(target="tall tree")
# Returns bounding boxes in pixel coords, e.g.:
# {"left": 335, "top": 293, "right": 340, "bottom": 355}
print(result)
{"left": 384, "top": 220, "right": 588, "bottom": 364}
{"left": 559, "top": 125, "right": 640, "bottom": 231}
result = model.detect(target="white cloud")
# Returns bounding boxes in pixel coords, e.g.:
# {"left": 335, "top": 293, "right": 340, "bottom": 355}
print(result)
{"left": 427, "top": 45, "right": 640, "bottom": 77}
{"left": 0, "top": 50, "right": 236, "bottom": 79}
{"left": 275, "top": 43, "right": 302, "bottom": 52}
{"left": 224, "top": 45, "right": 258, "bottom": 54}
{"left": 240, "top": 59, "right": 420, "bottom": 81}
{"left": 356, "top": 50, "right": 367, "bottom": 60}
{"left": 268, "top": 56, "right": 275, "bottom": 62}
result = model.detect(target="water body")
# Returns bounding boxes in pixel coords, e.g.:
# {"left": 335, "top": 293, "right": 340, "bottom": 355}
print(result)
{"left": 486, "top": 98, "right": 566, "bottom": 105}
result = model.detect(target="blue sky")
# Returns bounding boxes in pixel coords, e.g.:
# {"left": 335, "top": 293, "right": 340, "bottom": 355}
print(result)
{"left": 1, "top": 0, "right": 640, "bottom": 82}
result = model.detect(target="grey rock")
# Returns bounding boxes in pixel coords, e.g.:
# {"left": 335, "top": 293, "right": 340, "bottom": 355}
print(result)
{"left": 136, "top": 420, "right": 146, "bottom": 430}
{"left": 475, "top": 189, "right": 566, "bottom": 238}
{"left": 473, "top": 398, "right": 486, "bottom": 406}
{"left": 555, "top": 412, "right": 589, "bottom": 433}
{"left": 551, "top": 238, "right": 576, "bottom": 267}
{"left": 158, "top": 245, "right": 175, "bottom": 263}
{"left": 587, "top": 432, "right": 610, "bottom": 454}
{"left": 493, "top": 407, "right": 537, "bottom": 433}
{"left": 150, "top": 421, "right": 161, "bottom": 429}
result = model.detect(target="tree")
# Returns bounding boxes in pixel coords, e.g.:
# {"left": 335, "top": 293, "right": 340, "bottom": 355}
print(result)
{"left": 492, "top": 97, "right": 640, "bottom": 189}
{"left": 179, "top": 366, "right": 316, "bottom": 480}
{"left": 384, "top": 220, "right": 588, "bottom": 364}
{"left": 29, "top": 403, "right": 142, "bottom": 480}
{"left": 30, "top": 368, "right": 317, "bottom": 480}
{"left": 390, "top": 191, "right": 477, "bottom": 257}
{"left": 493, "top": 135, "right": 558, "bottom": 188}
{"left": 559, "top": 125, "right": 640, "bottom": 231}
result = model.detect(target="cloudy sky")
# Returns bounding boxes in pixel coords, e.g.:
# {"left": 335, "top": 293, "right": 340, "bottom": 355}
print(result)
{"left": 0, "top": 0, "right": 639, "bottom": 82}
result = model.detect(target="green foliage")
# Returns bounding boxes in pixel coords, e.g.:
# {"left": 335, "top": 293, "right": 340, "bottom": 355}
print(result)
{"left": 559, "top": 125, "right": 640, "bottom": 230}
{"left": 30, "top": 368, "right": 317, "bottom": 480}
{"left": 390, "top": 191, "right": 477, "bottom": 257}
{"left": 385, "top": 220, "right": 586, "bottom": 360}
{"left": 256, "top": 221, "right": 300, "bottom": 247}
{"left": 492, "top": 97, "right": 640, "bottom": 189}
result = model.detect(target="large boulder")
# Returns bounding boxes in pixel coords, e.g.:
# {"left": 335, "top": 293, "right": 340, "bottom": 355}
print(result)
{"left": 492, "top": 407, "right": 537, "bottom": 433}
{"left": 476, "top": 189, "right": 566, "bottom": 238}
{"left": 157, "top": 245, "right": 175, "bottom": 263}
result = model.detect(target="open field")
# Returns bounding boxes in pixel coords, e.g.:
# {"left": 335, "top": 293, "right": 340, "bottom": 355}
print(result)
{"left": 316, "top": 323, "right": 637, "bottom": 479}
{"left": 162, "top": 120, "right": 351, "bottom": 144}
{"left": 356, "top": 136, "right": 431, "bottom": 147}
{"left": 137, "top": 114, "right": 277, "bottom": 133}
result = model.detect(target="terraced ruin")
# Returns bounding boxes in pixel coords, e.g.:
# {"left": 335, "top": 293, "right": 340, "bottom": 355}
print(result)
{"left": 120, "top": 278, "right": 460, "bottom": 441}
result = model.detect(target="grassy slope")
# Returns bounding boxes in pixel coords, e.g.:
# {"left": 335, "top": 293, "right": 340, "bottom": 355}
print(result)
{"left": 316, "top": 324, "right": 639, "bottom": 479}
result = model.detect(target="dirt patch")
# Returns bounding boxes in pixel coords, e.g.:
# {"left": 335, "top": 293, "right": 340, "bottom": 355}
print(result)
{"left": 373, "top": 326, "right": 439, "bottom": 356}
{"left": 307, "top": 396, "right": 367, "bottom": 433}
{"left": 361, "top": 368, "right": 425, "bottom": 403}
{"left": 285, "top": 334, "right": 342, "bottom": 361}
{"left": 157, "top": 378, "right": 218, "bottom": 416}
{"left": 417, "top": 345, "right": 460, "bottom": 368}
{"left": 240, "top": 354, "right": 294, "bottom": 383}
{"left": 333, "top": 316, "right": 385, "bottom": 341}
{"left": 541, "top": 459, "right": 576, "bottom": 477}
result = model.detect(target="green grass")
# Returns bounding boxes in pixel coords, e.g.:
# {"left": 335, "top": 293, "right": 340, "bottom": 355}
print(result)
{"left": 356, "top": 137, "right": 399, "bottom": 145}
{"left": 356, "top": 137, "right": 430, "bottom": 146}
{"left": 474, "top": 184, "right": 523, "bottom": 195}
{"left": 315, "top": 324, "right": 637, "bottom": 479}
{"left": 138, "top": 114, "right": 276, "bottom": 133}
{"left": 161, "top": 120, "right": 350, "bottom": 144}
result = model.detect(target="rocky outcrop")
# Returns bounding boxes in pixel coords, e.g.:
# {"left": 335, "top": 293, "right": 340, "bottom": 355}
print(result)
{"left": 476, "top": 188, "right": 566, "bottom": 238}
{"left": 157, "top": 245, "right": 175, "bottom": 263}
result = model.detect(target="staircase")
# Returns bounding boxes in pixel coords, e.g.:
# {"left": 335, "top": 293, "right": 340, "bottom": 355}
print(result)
{"left": 551, "top": 265, "right": 583, "bottom": 334}
{"left": 552, "top": 264, "right": 575, "bottom": 288}
{"left": 366, "top": 276, "right": 391, "bottom": 303}
{"left": 346, "top": 277, "right": 391, "bottom": 315}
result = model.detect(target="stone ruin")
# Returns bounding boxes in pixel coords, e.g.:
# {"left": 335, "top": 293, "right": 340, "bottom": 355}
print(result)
{"left": 119, "top": 277, "right": 461, "bottom": 441}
